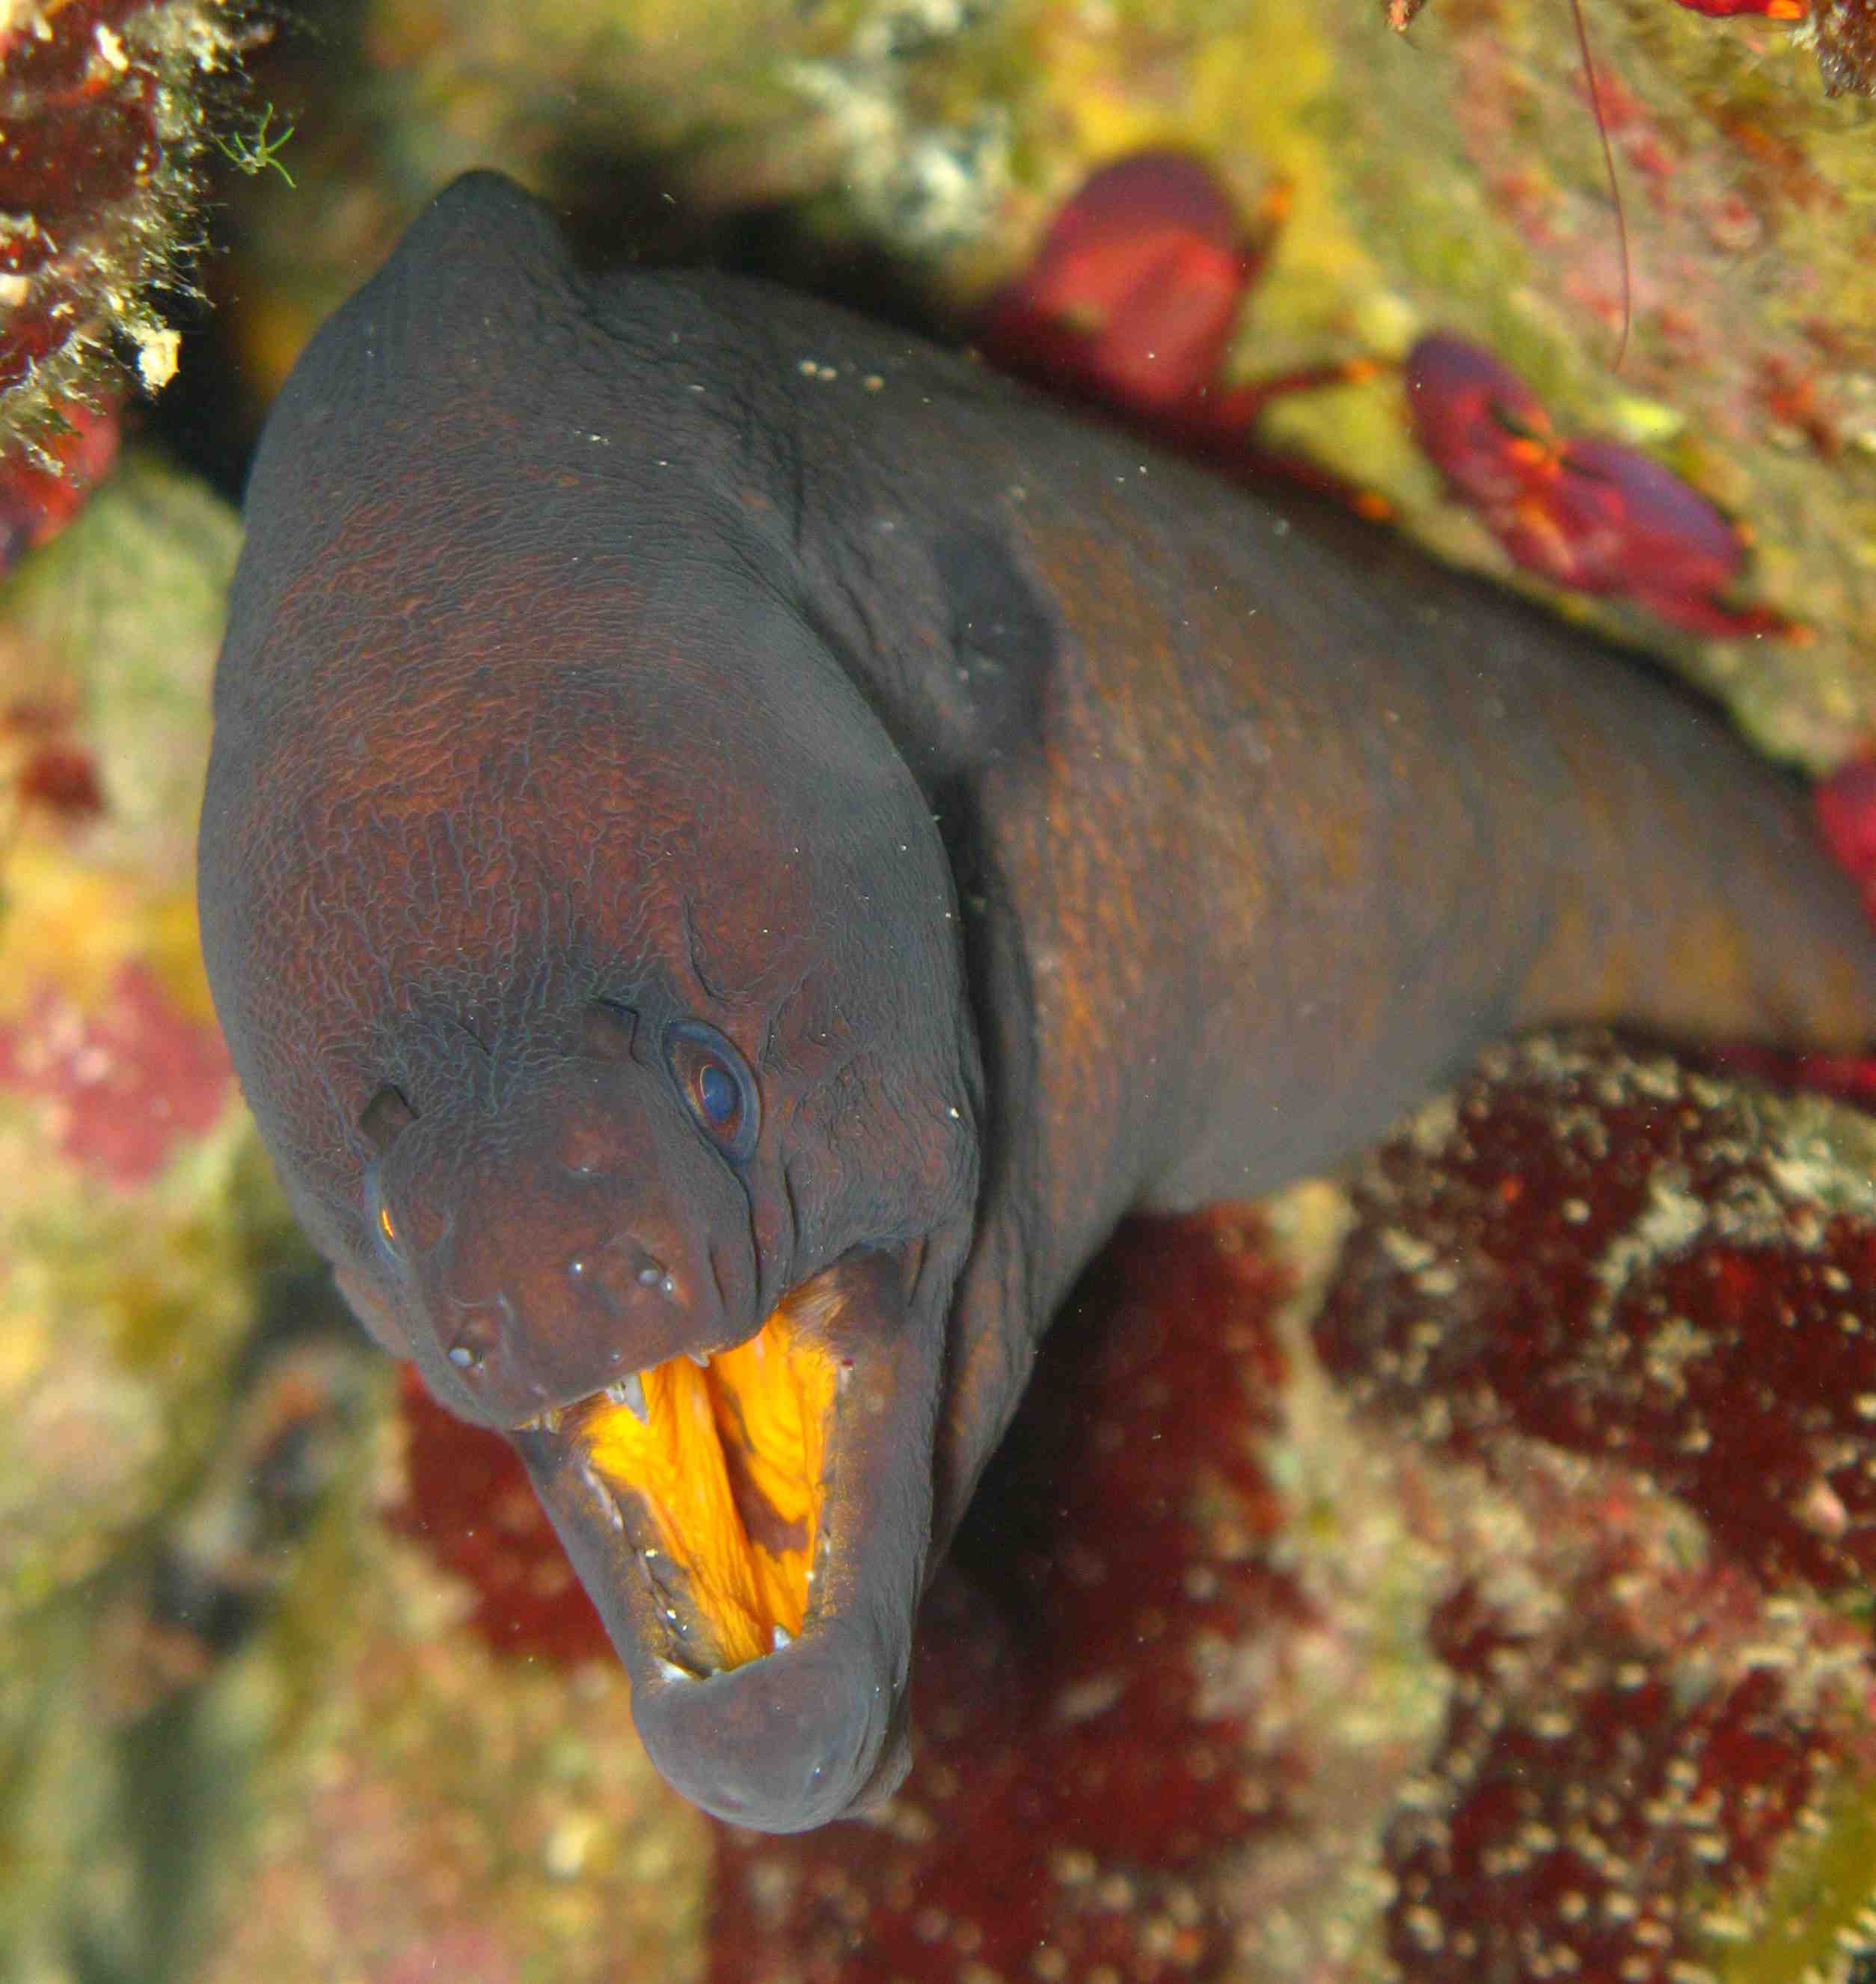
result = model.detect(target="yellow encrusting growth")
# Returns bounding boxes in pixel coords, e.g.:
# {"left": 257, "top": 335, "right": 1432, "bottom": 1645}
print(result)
{"left": 579, "top": 1306, "right": 839, "bottom": 1671}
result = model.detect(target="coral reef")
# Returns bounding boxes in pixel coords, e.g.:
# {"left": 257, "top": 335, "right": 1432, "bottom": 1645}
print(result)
{"left": 0, "top": 454, "right": 374, "bottom": 1984}
{"left": 1814, "top": 0, "right": 1876, "bottom": 95}
{"left": 11, "top": 5, "right": 1876, "bottom": 1979}
{"left": 1316, "top": 1032, "right": 1876, "bottom": 1983}
{"left": 0, "top": 0, "right": 262, "bottom": 462}
{"left": 186, "top": 1525, "right": 708, "bottom": 1984}
{"left": 0, "top": 454, "right": 242, "bottom": 1626}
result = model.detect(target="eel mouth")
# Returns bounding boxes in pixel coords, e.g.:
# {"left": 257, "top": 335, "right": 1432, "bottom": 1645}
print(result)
{"left": 511, "top": 1244, "right": 937, "bottom": 1828}
{"left": 518, "top": 1270, "right": 848, "bottom": 1676}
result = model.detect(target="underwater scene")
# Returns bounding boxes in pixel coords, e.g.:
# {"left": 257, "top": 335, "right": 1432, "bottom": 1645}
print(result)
{"left": 7, "top": 2, "right": 1876, "bottom": 1980}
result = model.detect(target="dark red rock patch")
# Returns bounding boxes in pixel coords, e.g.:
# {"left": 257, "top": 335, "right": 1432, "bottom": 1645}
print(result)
{"left": 708, "top": 1213, "right": 1300, "bottom": 1984}
{"left": 390, "top": 1365, "right": 611, "bottom": 1664}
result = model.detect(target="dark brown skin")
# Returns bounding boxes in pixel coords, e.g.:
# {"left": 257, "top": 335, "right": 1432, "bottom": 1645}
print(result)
{"left": 197, "top": 173, "right": 1876, "bottom": 1832}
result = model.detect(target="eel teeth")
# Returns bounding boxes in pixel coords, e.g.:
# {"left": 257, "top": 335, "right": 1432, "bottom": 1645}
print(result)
{"left": 518, "top": 1404, "right": 563, "bottom": 1434}
{"left": 771, "top": 1624, "right": 793, "bottom": 1652}
{"left": 655, "top": 1656, "right": 698, "bottom": 1683}
{"left": 604, "top": 1371, "right": 650, "bottom": 1424}
{"left": 687, "top": 1348, "right": 711, "bottom": 1368}
{"left": 578, "top": 1461, "right": 626, "bottom": 1530}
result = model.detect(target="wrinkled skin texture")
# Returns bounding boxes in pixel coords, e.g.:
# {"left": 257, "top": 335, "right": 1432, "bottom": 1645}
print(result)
{"left": 197, "top": 174, "right": 1876, "bottom": 1831}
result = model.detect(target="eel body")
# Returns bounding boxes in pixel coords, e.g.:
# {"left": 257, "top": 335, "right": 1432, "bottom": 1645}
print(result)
{"left": 197, "top": 173, "right": 1876, "bottom": 1831}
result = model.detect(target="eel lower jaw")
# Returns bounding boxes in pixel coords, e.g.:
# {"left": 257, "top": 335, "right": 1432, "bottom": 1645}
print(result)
{"left": 510, "top": 1244, "right": 945, "bottom": 1831}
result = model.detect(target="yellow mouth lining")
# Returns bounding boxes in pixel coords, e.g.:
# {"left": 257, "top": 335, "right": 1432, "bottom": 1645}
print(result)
{"left": 578, "top": 1301, "right": 839, "bottom": 1671}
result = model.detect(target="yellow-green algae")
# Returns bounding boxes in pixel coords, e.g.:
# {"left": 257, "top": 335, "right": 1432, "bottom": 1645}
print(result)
{"left": 1711, "top": 1766, "right": 1876, "bottom": 1984}
{"left": 0, "top": 451, "right": 244, "bottom": 1623}
{"left": 189, "top": 1519, "right": 708, "bottom": 1984}
{"left": 0, "top": 446, "right": 308, "bottom": 1983}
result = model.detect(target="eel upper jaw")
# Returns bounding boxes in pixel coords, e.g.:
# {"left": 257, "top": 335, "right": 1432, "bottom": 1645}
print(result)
{"left": 509, "top": 1243, "right": 945, "bottom": 1831}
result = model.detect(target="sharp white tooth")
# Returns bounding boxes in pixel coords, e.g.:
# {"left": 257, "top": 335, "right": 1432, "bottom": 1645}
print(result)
{"left": 772, "top": 1624, "right": 792, "bottom": 1652}
{"left": 687, "top": 1348, "right": 711, "bottom": 1368}
{"left": 655, "top": 1657, "right": 695, "bottom": 1683}
{"left": 605, "top": 1372, "right": 650, "bottom": 1423}
{"left": 577, "top": 1461, "right": 625, "bottom": 1528}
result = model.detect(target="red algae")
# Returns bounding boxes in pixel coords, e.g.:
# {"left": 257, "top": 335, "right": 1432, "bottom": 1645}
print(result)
{"left": 1388, "top": 1524, "right": 1855, "bottom": 1983}
{"left": 1815, "top": 753, "right": 1876, "bottom": 924}
{"left": 0, "top": 960, "right": 231, "bottom": 1185}
{"left": 709, "top": 1213, "right": 1302, "bottom": 1984}
{"left": 390, "top": 1366, "right": 612, "bottom": 1664}
{"left": 0, "top": 399, "right": 120, "bottom": 572}
{"left": 1316, "top": 1031, "right": 1876, "bottom": 1593}
{"left": 1318, "top": 1029, "right": 1876, "bottom": 1981}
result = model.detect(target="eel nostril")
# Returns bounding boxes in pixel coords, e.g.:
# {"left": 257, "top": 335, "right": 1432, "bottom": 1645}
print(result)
{"left": 567, "top": 1245, "right": 677, "bottom": 1305}
{"left": 635, "top": 1257, "right": 678, "bottom": 1300}
{"left": 445, "top": 1306, "right": 503, "bottom": 1375}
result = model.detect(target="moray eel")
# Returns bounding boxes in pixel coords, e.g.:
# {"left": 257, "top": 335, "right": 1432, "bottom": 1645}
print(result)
{"left": 197, "top": 173, "right": 1876, "bottom": 1831}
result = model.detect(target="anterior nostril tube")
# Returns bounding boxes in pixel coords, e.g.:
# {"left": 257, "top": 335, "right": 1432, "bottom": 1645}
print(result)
{"left": 445, "top": 1309, "right": 500, "bottom": 1374}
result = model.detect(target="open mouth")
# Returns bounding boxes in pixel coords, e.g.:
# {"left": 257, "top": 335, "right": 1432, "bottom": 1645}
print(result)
{"left": 521, "top": 1274, "right": 847, "bottom": 1674}
{"left": 509, "top": 1241, "right": 939, "bottom": 1828}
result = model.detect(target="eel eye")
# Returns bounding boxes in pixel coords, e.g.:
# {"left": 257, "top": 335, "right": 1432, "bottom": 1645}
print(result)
{"left": 666, "top": 1019, "right": 760, "bottom": 1164}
